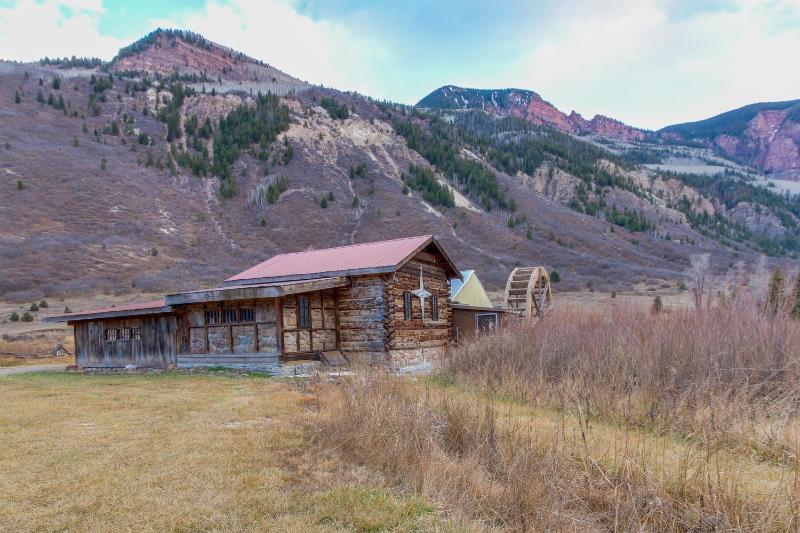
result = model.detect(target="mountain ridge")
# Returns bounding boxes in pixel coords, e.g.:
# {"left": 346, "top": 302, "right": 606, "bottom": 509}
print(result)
{"left": 419, "top": 84, "right": 800, "bottom": 181}
{"left": 1, "top": 29, "right": 797, "bottom": 302}
{"left": 417, "top": 85, "right": 647, "bottom": 141}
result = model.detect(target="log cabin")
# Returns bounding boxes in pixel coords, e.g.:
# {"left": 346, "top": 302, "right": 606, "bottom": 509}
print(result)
{"left": 46, "top": 235, "right": 462, "bottom": 370}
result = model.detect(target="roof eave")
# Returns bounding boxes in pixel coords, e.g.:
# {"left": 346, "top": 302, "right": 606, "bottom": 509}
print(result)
{"left": 167, "top": 277, "right": 351, "bottom": 305}
{"left": 44, "top": 306, "right": 174, "bottom": 323}
{"left": 397, "top": 235, "right": 462, "bottom": 280}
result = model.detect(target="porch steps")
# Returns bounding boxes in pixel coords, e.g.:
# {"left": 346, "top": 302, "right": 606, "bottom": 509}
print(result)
{"left": 319, "top": 350, "right": 348, "bottom": 367}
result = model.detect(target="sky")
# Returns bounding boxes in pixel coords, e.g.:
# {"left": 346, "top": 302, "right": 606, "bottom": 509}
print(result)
{"left": 0, "top": 0, "right": 798, "bottom": 130}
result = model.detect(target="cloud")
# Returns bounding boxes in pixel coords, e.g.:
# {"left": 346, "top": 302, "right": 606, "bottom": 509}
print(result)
{"left": 0, "top": 0, "right": 797, "bottom": 128}
{"left": 0, "top": 0, "right": 122, "bottom": 60}
{"left": 502, "top": 0, "right": 800, "bottom": 129}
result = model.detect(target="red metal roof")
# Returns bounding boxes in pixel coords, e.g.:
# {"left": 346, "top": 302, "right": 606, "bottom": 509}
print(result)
{"left": 226, "top": 235, "right": 455, "bottom": 284}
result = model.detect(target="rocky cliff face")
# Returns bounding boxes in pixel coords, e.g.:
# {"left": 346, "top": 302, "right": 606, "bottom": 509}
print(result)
{"left": 111, "top": 29, "right": 309, "bottom": 96}
{"left": 417, "top": 85, "right": 646, "bottom": 140}
{"left": 659, "top": 100, "right": 800, "bottom": 181}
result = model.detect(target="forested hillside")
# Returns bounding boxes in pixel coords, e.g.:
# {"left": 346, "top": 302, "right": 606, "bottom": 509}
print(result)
{"left": 1, "top": 29, "right": 797, "bottom": 302}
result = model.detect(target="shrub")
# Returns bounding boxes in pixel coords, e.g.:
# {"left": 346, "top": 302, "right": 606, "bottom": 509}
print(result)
{"left": 39, "top": 300, "right": 49, "bottom": 308}
{"left": 549, "top": 270, "right": 560, "bottom": 283}
{"left": 16, "top": 179, "right": 24, "bottom": 191}
{"left": 64, "top": 306, "right": 71, "bottom": 313}
{"left": 21, "top": 312, "right": 33, "bottom": 322}
{"left": 651, "top": 295, "right": 663, "bottom": 313}
{"left": 29, "top": 303, "right": 39, "bottom": 312}
{"left": 9, "top": 312, "right": 19, "bottom": 322}
{"left": 149, "top": 247, "right": 159, "bottom": 257}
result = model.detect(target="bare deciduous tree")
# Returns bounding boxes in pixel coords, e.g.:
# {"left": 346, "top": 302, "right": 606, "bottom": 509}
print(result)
{"left": 687, "top": 253, "right": 711, "bottom": 310}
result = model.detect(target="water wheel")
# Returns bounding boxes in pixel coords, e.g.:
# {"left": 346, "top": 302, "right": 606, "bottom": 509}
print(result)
{"left": 503, "top": 267, "right": 552, "bottom": 318}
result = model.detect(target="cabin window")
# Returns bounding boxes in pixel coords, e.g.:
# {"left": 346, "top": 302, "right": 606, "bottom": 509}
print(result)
{"left": 222, "top": 308, "right": 237, "bottom": 324}
{"left": 131, "top": 327, "right": 141, "bottom": 340}
{"left": 238, "top": 307, "right": 254, "bottom": 323}
{"left": 298, "top": 296, "right": 311, "bottom": 329}
{"left": 119, "top": 328, "right": 131, "bottom": 341}
{"left": 105, "top": 328, "right": 117, "bottom": 341}
{"left": 431, "top": 295, "right": 439, "bottom": 321}
{"left": 205, "top": 309, "right": 221, "bottom": 325}
{"left": 403, "top": 291, "right": 413, "bottom": 320}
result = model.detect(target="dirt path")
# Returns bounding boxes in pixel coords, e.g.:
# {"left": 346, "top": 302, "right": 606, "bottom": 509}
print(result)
{"left": 0, "top": 364, "right": 66, "bottom": 377}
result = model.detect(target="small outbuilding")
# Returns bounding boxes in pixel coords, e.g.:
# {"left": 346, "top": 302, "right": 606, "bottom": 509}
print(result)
{"left": 449, "top": 269, "right": 517, "bottom": 341}
{"left": 449, "top": 270, "right": 493, "bottom": 308}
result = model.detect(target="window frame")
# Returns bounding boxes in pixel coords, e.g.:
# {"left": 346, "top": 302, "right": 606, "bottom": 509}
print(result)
{"left": 403, "top": 291, "right": 413, "bottom": 320}
{"left": 298, "top": 296, "right": 311, "bottom": 329}
{"left": 431, "top": 294, "right": 439, "bottom": 321}
{"left": 131, "top": 327, "right": 141, "bottom": 340}
{"left": 238, "top": 307, "right": 254, "bottom": 323}
{"left": 105, "top": 328, "right": 118, "bottom": 341}
{"left": 222, "top": 308, "right": 238, "bottom": 324}
{"left": 205, "top": 309, "right": 221, "bottom": 325}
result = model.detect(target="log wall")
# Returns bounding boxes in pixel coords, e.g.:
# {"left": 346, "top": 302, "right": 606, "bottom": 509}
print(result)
{"left": 336, "top": 275, "right": 387, "bottom": 354}
{"left": 73, "top": 315, "right": 176, "bottom": 368}
{"left": 386, "top": 259, "right": 453, "bottom": 351}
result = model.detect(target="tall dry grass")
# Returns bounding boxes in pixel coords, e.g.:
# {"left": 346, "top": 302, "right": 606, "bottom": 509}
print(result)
{"left": 448, "top": 305, "right": 800, "bottom": 461}
{"left": 316, "top": 305, "right": 800, "bottom": 531}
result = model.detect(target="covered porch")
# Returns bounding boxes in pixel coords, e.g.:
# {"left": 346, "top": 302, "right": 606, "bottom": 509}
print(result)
{"left": 168, "top": 277, "right": 350, "bottom": 368}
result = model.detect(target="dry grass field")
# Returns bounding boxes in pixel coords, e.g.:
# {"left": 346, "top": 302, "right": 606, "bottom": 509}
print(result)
{"left": 2, "top": 301, "right": 798, "bottom": 531}
{"left": 318, "top": 305, "right": 800, "bottom": 531}
{"left": 0, "top": 372, "right": 455, "bottom": 532}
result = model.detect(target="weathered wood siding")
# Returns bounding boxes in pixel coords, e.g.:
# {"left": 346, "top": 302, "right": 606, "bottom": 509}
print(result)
{"left": 452, "top": 307, "right": 516, "bottom": 341}
{"left": 281, "top": 289, "right": 338, "bottom": 354}
{"left": 336, "top": 275, "right": 387, "bottom": 353}
{"left": 177, "top": 299, "right": 279, "bottom": 356}
{"left": 386, "top": 259, "right": 452, "bottom": 350}
{"left": 73, "top": 315, "right": 176, "bottom": 368}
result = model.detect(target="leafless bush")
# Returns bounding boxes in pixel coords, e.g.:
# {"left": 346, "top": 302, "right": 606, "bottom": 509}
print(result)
{"left": 447, "top": 304, "right": 800, "bottom": 460}
{"left": 315, "top": 303, "right": 800, "bottom": 530}
{"left": 317, "top": 366, "right": 797, "bottom": 531}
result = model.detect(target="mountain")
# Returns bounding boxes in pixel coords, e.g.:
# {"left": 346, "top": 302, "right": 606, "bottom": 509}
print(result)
{"left": 659, "top": 99, "right": 800, "bottom": 181}
{"left": 1, "top": 29, "right": 797, "bottom": 303}
{"left": 417, "top": 85, "right": 646, "bottom": 141}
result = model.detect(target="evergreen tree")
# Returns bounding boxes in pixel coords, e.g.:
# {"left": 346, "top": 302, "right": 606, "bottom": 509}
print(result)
{"left": 14, "top": 90, "right": 21, "bottom": 104}
{"left": 791, "top": 273, "right": 800, "bottom": 319}
{"left": 765, "top": 267, "right": 785, "bottom": 316}
{"left": 652, "top": 296, "right": 663, "bottom": 314}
